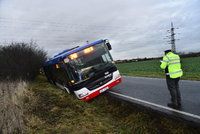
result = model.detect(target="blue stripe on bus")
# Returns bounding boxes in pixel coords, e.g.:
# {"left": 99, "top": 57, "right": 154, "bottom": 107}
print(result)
{"left": 44, "top": 39, "right": 104, "bottom": 66}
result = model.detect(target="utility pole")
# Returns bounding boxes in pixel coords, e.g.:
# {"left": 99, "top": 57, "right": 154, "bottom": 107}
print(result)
{"left": 170, "top": 22, "right": 176, "bottom": 52}
{"left": 164, "top": 22, "right": 179, "bottom": 53}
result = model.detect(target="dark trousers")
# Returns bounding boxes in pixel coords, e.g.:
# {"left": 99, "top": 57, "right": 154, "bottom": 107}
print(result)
{"left": 166, "top": 77, "right": 181, "bottom": 105}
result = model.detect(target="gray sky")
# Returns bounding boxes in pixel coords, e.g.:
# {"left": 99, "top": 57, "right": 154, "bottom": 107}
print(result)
{"left": 0, "top": 0, "right": 200, "bottom": 60}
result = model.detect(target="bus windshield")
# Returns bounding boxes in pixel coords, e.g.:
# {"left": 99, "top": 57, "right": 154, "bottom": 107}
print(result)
{"left": 64, "top": 43, "right": 113, "bottom": 84}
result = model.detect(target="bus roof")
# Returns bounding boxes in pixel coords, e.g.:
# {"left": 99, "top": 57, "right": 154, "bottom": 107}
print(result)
{"left": 44, "top": 39, "right": 104, "bottom": 66}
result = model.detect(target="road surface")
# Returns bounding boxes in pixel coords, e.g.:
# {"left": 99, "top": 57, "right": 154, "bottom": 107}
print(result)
{"left": 109, "top": 76, "right": 200, "bottom": 125}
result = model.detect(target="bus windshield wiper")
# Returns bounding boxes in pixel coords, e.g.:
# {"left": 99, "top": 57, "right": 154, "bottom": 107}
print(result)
{"left": 91, "top": 63, "right": 111, "bottom": 74}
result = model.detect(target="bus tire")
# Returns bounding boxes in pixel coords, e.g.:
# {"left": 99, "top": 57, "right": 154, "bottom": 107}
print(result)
{"left": 52, "top": 80, "right": 56, "bottom": 85}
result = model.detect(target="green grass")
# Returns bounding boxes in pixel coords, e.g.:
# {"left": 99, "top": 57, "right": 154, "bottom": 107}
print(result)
{"left": 24, "top": 75, "right": 200, "bottom": 133}
{"left": 116, "top": 57, "right": 200, "bottom": 80}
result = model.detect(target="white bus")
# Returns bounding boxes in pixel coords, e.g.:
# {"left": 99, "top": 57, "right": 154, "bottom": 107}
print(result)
{"left": 43, "top": 39, "right": 122, "bottom": 101}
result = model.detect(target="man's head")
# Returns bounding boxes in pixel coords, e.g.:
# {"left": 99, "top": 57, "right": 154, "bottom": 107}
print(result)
{"left": 164, "top": 49, "right": 171, "bottom": 55}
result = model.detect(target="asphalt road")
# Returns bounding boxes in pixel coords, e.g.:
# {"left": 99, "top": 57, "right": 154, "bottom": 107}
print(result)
{"left": 109, "top": 76, "right": 200, "bottom": 125}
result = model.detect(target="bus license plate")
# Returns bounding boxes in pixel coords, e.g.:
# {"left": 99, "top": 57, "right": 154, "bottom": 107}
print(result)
{"left": 99, "top": 87, "right": 109, "bottom": 93}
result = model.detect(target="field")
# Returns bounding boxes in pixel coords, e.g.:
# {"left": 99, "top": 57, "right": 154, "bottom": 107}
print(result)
{"left": 116, "top": 57, "right": 200, "bottom": 81}
{"left": 23, "top": 75, "right": 200, "bottom": 133}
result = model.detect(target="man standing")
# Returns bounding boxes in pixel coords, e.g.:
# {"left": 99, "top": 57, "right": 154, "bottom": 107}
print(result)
{"left": 160, "top": 50, "right": 183, "bottom": 109}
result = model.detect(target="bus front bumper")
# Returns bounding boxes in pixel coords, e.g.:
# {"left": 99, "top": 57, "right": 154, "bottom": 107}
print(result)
{"left": 74, "top": 70, "right": 122, "bottom": 101}
{"left": 81, "top": 77, "right": 121, "bottom": 101}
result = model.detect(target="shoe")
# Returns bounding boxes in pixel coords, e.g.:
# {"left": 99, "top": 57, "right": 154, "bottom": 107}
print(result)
{"left": 167, "top": 103, "right": 180, "bottom": 109}
{"left": 177, "top": 102, "right": 182, "bottom": 106}
{"left": 177, "top": 103, "right": 182, "bottom": 109}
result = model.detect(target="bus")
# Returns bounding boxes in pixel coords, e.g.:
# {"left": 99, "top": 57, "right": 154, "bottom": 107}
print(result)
{"left": 43, "top": 39, "right": 122, "bottom": 101}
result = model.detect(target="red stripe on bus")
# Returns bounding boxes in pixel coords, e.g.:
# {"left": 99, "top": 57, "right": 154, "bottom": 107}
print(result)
{"left": 81, "top": 77, "right": 122, "bottom": 101}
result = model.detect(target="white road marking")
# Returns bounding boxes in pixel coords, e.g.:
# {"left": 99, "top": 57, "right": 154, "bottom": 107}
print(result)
{"left": 109, "top": 91, "right": 200, "bottom": 120}
{"left": 122, "top": 75, "right": 164, "bottom": 80}
{"left": 122, "top": 75, "right": 200, "bottom": 83}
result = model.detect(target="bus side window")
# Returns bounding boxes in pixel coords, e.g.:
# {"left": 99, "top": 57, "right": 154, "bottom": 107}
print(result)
{"left": 52, "top": 65, "right": 59, "bottom": 83}
{"left": 55, "top": 63, "right": 68, "bottom": 85}
{"left": 65, "top": 63, "right": 79, "bottom": 83}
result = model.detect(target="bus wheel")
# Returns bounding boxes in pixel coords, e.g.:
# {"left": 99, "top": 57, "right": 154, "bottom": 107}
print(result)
{"left": 64, "top": 87, "right": 71, "bottom": 94}
{"left": 52, "top": 80, "right": 56, "bottom": 85}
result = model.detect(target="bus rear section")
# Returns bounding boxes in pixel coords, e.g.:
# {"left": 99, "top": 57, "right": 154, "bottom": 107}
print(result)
{"left": 43, "top": 39, "right": 122, "bottom": 101}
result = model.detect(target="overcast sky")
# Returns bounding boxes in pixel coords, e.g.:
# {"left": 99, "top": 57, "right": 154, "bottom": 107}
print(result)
{"left": 0, "top": 0, "right": 200, "bottom": 60}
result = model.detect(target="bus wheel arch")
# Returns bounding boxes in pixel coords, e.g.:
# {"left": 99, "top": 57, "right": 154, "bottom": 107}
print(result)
{"left": 64, "top": 86, "right": 73, "bottom": 94}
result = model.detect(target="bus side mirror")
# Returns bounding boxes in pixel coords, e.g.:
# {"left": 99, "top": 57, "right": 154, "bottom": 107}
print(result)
{"left": 106, "top": 42, "right": 112, "bottom": 50}
{"left": 104, "top": 39, "right": 112, "bottom": 50}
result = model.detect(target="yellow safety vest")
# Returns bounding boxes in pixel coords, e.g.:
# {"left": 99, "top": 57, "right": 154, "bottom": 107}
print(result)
{"left": 160, "top": 52, "right": 183, "bottom": 78}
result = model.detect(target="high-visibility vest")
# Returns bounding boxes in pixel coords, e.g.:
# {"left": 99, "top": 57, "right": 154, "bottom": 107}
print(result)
{"left": 160, "top": 52, "right": 183, "bottom": 78}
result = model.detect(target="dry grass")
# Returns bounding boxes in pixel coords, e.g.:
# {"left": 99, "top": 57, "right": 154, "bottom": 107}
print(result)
{"left": 24, "top": 75, "right": 200, "bottom": 134}
{"left": 1, "top": 76, "right": 199, "bottom": 133}
{"left": 0, "top": 81, "right": 27, "bottom": 134}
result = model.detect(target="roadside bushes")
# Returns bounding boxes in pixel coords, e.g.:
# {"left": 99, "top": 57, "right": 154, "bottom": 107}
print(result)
{"left": 0, "top": 42, "right": 47, "bottom": 81}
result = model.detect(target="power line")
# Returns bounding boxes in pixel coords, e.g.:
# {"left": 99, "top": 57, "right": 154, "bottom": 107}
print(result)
{"left": 0, "top": 17, "right": 138, "bottom": 32}
{"left": 0, "top": 17, "right": 165, "bottom": 47}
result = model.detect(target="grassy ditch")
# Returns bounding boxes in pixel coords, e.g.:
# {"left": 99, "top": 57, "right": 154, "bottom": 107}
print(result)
{"left": 116, "top": 57, "right": 200, "bottom": 81}
{"left": 24, "top": 75, "right": 200, "bottom": 133}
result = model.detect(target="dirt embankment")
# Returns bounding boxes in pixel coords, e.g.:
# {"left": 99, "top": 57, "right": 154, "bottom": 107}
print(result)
{"left": 0, "top": 81, "right": 26, "bottom": 134}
